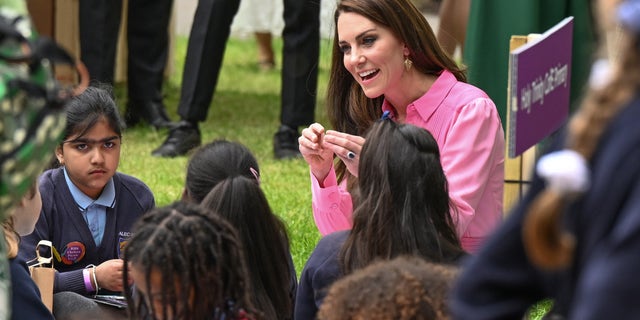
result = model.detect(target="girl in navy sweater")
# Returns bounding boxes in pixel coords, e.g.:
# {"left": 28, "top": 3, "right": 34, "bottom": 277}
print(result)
{"left": 20, "top": 85, "right": 155, "bottom": 297}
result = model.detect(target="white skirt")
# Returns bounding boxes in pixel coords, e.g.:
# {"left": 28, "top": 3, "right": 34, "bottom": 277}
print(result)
{"left": 230, "top": 0, "right": 337, "bottom": 39}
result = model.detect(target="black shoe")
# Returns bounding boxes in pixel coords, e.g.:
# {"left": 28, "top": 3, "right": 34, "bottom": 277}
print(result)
{"left": 274, "top": 125, "right": 301, "bottom": 159}
{"left": 151, "top": 121, "right": 201, "bottom": 157}
{"left": 125, "top": 100, "right": 171, "bottom": 129}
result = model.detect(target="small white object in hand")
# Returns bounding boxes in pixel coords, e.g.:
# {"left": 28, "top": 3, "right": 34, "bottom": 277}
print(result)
{"left": 536, "top": 149, "right": 590, "bottom": 195}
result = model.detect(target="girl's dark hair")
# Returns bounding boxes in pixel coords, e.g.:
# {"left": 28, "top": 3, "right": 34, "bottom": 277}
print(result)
{"left": 340, "top": 120, "right": 463, "bottom": 274}
{"left": 186, "top": 140, "right": 295, "bottom": 319}
{"left": 185, "top": 140, "right": 259, "bottom": 203}
{"left": 61, "top": 84, "right": 123, "bottom": 143}
{"left": 318, "top": 256, "right": 459, "bottom": 320}
{"left": 327, "top": 0, "right": 466, "bottom": 187}
{"left": 123, "top": 201, "right": 255, "bottom": 320}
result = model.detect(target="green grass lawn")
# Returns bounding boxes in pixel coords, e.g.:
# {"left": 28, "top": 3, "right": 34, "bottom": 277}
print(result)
{"left": 115, "top": 35, "right": 332, "bottom": 275}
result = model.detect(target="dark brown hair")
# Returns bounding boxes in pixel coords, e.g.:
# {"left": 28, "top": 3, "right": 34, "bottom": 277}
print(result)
{"left": 318, "top": 256, "right": 459, "bottom": 320}
{"left": 123, "top": 201, "right": 257, "bottom": 319}
{"left": 327, "top": 0, "right": 466, "bottom": 186}
{"left": 339, "top": 120, "right": 464, "bottom": 274}
{"left": 186, "top": 140, "right": 294, "bottom": 319}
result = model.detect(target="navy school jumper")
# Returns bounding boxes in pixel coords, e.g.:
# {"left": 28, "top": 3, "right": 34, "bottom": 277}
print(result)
{"left": 19, "top": 167, "right": 155, "bottom": 295}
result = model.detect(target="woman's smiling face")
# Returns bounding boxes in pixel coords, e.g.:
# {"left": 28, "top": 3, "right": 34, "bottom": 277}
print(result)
{"left": 337, "top": 11, "right": 409, "bottom": 99}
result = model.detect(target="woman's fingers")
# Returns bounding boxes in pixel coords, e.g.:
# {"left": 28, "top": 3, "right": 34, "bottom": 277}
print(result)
{"left": 324, "top": 130, "right": 365, "bottom": 158}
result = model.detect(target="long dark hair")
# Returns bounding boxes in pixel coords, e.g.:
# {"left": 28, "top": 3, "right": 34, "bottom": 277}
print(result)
{"left": 186, "top": 140, "right": 294, "bottom": 319}
{"left": 327, "top": 0, "right": 466, "bottom": 186}
{"left": 123, "top": 201, "right": 255, "bottom": 319}
{"left": 340, "top": 120, "right": 463, "bottom": 274}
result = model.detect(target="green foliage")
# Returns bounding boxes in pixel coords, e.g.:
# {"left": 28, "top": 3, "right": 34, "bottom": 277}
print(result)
{"left": 116, "top": 35, "right": 334, "bottom": 275}
{"left": 527, "top": 299, "right": 553, "bottom": 320}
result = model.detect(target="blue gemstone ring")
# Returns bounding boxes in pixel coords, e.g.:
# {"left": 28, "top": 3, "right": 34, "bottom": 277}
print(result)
{"left": 347, "top": 151, "right": 356, "bottom": 159}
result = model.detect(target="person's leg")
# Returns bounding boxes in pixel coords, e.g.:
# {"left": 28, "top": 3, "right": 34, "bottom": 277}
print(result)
{"left": 436, "top": 0, "right": 470, "bottom": 58}
{"left": 275, "top": 0, "right": 320, "bottom": 159}
{"left": 125, "top": 0, "right": 174, "bottom": 129}
{"left": 255, "top": 32, "right": 275, "bottom": 71}
{"left": 78, "top": 0, "right": 122, "bottom": 84}
{"left": 152, "top": 0, "right": 242, "bottom": 157}
{"left": 53, "top": 292, "right": 127, "bottom": 320}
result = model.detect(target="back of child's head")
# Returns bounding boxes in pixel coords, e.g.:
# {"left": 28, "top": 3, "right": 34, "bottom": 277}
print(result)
{"left": 318, "top": 255, "right": 459, "bottom": 320}
{"left": 185, "top": 139, "right": 259, "bottom": 203}
{"left": 61, "top": 84, "right": 123, "bottom": 143}
{"left": 357, "top": 119, "right": 450, "bottom": 218}
{"left": 522, "top": 0, "right": 640, "bottom": 269}
{"left": 123, "top": 201, "right": 256, "bottom": 320}
{"left": 342, "top": 120, "right": 462, "bottom": 273}
{"left": 189, "top": 140, "right": 294, "bottom": 319}
{"left": 2, "top": 183, "right": 38, "bottom": 259}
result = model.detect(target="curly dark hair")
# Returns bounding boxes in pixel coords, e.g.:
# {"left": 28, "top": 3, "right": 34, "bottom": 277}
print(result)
{"left": 318, "top": 255, "right": 459, "bottom": 320}
{"left": 123, "top": 201, "right": 256, "bottom": 320}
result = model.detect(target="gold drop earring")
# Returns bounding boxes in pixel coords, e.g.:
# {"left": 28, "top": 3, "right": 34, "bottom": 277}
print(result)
{"left": 404, "top": 56, "right": 413, "bottom": 71}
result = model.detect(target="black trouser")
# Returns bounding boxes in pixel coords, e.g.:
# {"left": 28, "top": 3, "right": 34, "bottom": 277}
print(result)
{"left": 178, "top": 0, "right": 319, "bottom": 128}
{"left": 280, "top": 0, "right": 320, "bottom": 128}
{"left": 78, "top": 0, "right": 173, "bottom": 103}
{"left": 177, "top": 0, "right": 241, "bottom": 122}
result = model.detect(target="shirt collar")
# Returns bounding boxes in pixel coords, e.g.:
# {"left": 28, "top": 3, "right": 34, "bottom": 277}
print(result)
{"left": 63, "top": 167, "right": 116, "bottom": 210}
{"left": 381, "top": 70, "right": 457, "bottom": 122}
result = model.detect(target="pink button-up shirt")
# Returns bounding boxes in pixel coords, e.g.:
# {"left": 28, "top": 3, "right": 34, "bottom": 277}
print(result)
{"left": 310, "top": 70, "right": 505, "bottom": 253}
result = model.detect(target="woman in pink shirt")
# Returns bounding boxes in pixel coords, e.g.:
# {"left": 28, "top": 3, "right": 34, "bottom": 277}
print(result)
{"left": 298, "top": 0, "right": 505, "bottom": 253}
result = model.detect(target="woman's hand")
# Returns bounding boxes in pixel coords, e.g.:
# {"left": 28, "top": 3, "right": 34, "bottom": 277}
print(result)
{"left": 323, "top": 130, "right": 365, "bottom": 178}
{"left": 96, "top": 259, "right": 131, "bottom": 292}
{"left": 299, "top": 123, "right": 335, "bottom": 182}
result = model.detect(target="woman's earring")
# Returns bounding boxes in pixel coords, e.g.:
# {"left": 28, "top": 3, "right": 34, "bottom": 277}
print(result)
{"left": 404, "top": 57, "right": 413, "bottom": 71}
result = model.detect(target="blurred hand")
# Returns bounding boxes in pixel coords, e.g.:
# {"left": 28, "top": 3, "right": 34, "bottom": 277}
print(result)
{"left": 95, "top": 259, "right": 131, "bottom": 292}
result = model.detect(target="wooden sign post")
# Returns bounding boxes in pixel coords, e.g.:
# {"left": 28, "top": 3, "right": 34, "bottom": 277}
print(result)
{"left": 504, "top": 17, "right": 574, "bottom": 213}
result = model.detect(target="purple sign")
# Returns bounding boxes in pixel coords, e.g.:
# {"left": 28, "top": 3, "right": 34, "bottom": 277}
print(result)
{"left": 508, "top": 17, "right": 573, "bottom": 157}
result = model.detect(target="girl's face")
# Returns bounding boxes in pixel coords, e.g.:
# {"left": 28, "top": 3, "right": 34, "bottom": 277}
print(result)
{"left": 131, "top": 264, "right": 193, "bottom": 320}
{"left": 337, "top": 12, "right": 409, "bottom": 99}
{"left": 131, "top": 265, "right": 172, "bottom": 320}
{"left": 11, "top": 183, "right": 42, "bottom": 235}
{"left": 56, "top": 118, "right": 120, "bottom": 199}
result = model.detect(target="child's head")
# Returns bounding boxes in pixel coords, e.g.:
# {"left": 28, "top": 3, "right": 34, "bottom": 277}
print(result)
{"left": 183, "top": 139, "right": 260, "bottom": 203}
{"left": 8, "top": 182, "right": 41, "bottom": 236}
{"left": 123, "top": 201, "right": 255, "bottom": 320}
{"left": 55, "top": 85, "right": 123, "bottom": 199}
{"left": 3, "top": 182, "right": 41, "bottom": 259}
{"left": 342, "top": 120, "right": 462, "bottom": 273}
{"left": 522, "top": 0, "right": 640, "bottom": 269}
{"left": 318, "top": 256, "right": 459, "bottom": 320}
{"left": 357, "top": 120, "right": 450, "bottom": 215}
{"left": 186, "top": 140, "right": 293, "bottom": 319}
